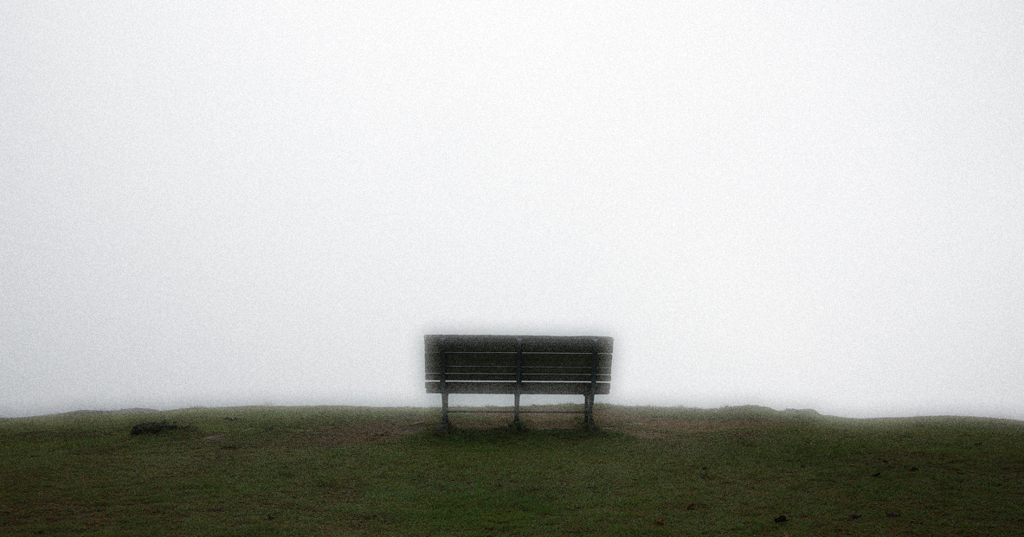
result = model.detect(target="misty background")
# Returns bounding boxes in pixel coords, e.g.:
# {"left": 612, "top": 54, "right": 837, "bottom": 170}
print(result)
{"left": 2, "top": 3, "right": 1022, "bottom": 420}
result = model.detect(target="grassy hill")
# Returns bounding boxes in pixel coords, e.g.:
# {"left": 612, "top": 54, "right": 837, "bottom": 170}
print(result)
{"left": 2, "top": 405, "right": 1023, "bottom": 536}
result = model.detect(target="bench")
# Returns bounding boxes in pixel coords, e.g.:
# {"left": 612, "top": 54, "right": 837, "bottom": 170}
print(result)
{"left": 424, "top": 335, "right": 613, "bottom": 429}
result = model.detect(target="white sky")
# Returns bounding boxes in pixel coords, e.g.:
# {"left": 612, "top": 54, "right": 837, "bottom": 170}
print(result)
{"left": 2, "top": 2, "right": 1022, "bottom": 419}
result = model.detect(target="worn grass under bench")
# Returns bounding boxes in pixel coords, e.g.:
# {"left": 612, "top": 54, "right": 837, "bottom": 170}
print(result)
{"left": 2, "top": 405, "right": 1023, "bottom": 536}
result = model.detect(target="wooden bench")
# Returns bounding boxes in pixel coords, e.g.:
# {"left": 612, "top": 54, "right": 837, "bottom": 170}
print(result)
{"left": 424, "top": 335, "right": 613, "bottom": 429}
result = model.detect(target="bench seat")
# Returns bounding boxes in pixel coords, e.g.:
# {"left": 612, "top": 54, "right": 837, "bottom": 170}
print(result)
{"left": 424, "top": 335, "right": 613, "bottom": 429}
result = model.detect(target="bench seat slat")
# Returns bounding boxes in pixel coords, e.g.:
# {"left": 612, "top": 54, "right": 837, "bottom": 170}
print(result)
{"left": 426, "top": 373, "right": 612, "bottom": 382}
{"left": 426, "top": 367, "right": 612, "bottom": 374}
{"left": 425, "top": 364, "right": 612, "bottom": 375}
{"left": 425, "top": 381, "right": 611, "bottom": 395}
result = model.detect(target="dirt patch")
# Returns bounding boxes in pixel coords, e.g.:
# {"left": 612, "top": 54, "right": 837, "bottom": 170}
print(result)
{"left": 449, "top": 412, "right": 586, "bottom": 431}
{"left": 604, "top": 418, "right": 764, "bottom": 439}
{"left": 315, "top": 422, "right": 433, "bottom": 446}
{"left": 244, "top": 406, "right": 780, "bottom": 445}
{"left": 404, "top": 407, "right": 765, "bottom": 439}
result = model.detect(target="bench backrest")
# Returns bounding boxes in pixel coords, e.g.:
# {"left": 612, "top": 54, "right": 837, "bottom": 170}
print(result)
{"left": 424, "top": 335, "right": 613, "bottom": 395}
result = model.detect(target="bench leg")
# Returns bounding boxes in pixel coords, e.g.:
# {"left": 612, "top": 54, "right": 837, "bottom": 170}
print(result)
{"left": 441, "top": 392, "right": 449, "bottom": 426}
{"left": 514, "top": 393, "right": 521, "bottom": 424}
{"left": 584, "top": 394, "right": 595, "bottom": 430}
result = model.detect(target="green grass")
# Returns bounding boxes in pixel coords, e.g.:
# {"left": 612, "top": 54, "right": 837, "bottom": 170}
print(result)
{"left": 2, "top": 405, "right": 1023, "bottom": 535}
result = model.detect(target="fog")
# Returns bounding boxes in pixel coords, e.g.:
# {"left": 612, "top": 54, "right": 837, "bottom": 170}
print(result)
{"left": 3, "top": 3, "right": 1022, "bottom": 419}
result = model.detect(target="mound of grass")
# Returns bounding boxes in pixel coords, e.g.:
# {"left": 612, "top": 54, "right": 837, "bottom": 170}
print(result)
{"left": 2, "top": 405, "right": 1022, "bottom": 535}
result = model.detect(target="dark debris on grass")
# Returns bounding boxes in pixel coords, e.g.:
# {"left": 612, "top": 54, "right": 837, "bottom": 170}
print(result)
{"left": 130, "top": 421, "right": 193, "bottom": 435}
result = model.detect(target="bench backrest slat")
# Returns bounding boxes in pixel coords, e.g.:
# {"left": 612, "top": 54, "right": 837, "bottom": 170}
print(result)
{"left": 425, "top": 335, "right": 613, "bottom": 354}
{"left": 425, "top": 354, "right": 613, "bottom": 371}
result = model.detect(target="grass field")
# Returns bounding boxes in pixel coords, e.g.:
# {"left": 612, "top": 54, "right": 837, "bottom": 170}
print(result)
{"left": 2, "top": 404, "right": 1023, "bottom": 536}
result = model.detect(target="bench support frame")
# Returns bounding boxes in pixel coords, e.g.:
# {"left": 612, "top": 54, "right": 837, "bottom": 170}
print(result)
{"left": 427, "top": 335, "right": 612, "bottom": 431}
